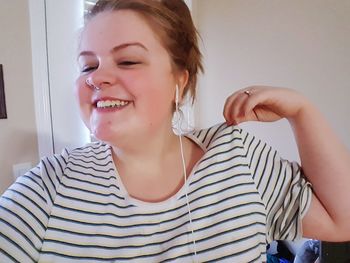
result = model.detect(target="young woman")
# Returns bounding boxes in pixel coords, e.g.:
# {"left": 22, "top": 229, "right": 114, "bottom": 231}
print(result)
{"left": 1, "top": 0, "right": 349, "bottom": 262}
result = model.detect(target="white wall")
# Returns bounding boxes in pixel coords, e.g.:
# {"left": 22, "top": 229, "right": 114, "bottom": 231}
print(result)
{"left": 29, "top": 0, "right": 54, "bottom": 157}
{"left": 194, "top": 0, "right": 350, "bottom": 161}
{"left": 45, "top": 0, "right": 90, "bottom": 153}
{"left": 0, "top": 0, "right": 39, "bottom": 194}
{"left": 29, "top": 0, "right": 92, "bottom": 158}
{"left": 0, "top": 0, "right": 91, "bottom": 194}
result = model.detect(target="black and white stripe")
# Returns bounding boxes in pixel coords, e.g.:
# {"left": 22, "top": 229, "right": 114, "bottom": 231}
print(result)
{"left": 0, "top": 123, "right": 312, "bottom": 262}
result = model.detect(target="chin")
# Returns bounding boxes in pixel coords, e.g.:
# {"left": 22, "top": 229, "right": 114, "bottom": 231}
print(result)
{"left": 92, "top": 129, "right": 116, "bottom": 143}
{"left": 91, "top": 126, "right": 127, "bottom": 146}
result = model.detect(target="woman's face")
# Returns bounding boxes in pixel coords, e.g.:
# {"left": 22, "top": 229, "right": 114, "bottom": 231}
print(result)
{"left": 76, "top": 10, "right": 179, "bottom": 145}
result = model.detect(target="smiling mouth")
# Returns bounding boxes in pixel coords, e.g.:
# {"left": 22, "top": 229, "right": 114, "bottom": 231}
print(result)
{"left": 95, "top": 99, "right": 130, "bottom": 109}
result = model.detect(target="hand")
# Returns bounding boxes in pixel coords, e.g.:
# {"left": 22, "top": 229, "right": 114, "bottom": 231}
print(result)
{"left": 223, "top": 86, "right": 309, "bottom": 125}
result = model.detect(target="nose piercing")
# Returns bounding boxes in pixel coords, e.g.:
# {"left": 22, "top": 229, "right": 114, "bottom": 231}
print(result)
{"left": 86, "top": 79, "right": 101, "bottom": 90}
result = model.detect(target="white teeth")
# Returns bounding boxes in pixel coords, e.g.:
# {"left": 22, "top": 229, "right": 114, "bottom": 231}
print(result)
{"left": 96, "top": 100, "right": 129, "bottom": 108}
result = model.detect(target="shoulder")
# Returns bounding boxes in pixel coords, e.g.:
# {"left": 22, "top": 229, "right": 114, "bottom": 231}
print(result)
{"left": 68, "top": 141, "right": 110, "bottom": 158}
{"left": 39, "top": 141, "right": 107, "bottom": 165}
{"left": 189, "top": 122, "right": 247, "bottom": 150}
{"left": 34, "top": 141, "right": 111, "bottom": 180}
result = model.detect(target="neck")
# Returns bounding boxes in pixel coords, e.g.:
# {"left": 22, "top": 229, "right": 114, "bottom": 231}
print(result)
{"left": 109, "top": 124, "right": 204, "bottom": 202}
{"left": 111, "top": 126, "right": 183, "bottom": 176}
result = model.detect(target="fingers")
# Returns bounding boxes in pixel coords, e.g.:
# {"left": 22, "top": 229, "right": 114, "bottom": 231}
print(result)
{"left": 240, "top": 89, "right": 263, "bottom": 119}
{"left": 223, "top": 91, "right": 244, "bottom": 125}
{"left": 224, "top": 87, "right": 260, "bottom": 125}
{"left": 224, "top": 86, "right": 291, "bottom": 125}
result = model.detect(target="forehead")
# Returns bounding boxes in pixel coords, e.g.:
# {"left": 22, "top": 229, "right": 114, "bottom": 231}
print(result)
{"left": 80, "top": 10, "right": 163, "bottom": 52}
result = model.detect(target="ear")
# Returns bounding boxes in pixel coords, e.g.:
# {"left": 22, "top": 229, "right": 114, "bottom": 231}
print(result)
{"left": 176, "top": 70, "right": 189, "bottom": 100}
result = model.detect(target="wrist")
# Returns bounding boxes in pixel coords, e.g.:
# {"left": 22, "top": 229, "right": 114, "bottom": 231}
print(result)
{"left": 287, "top": 99, "right": 317, "bottom": 127}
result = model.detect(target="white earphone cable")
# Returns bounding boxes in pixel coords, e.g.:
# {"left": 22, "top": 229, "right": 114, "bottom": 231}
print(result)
{"left": 175, "top": 86, "right": 198, "bottom": 262}
{"left": 178, "top": 134, "right": 198, "bottom": 261}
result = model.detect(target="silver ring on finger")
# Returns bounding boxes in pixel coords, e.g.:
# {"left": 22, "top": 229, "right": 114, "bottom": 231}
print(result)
{"left": 244, "top": 90, "right": 251, "bottom": 96}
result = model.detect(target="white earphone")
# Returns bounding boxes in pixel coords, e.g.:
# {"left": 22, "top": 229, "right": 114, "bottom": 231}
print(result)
{"left": 175, "top": 85, "right": 179, "bottom": 107}
{"left": 175, "top": 84, "right": 198, "bottom": 262}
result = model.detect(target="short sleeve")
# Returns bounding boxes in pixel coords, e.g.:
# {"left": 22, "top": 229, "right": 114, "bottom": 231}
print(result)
{"left": 0, "top": 150, "right": 69, "bottom": 262}
{"left": 240, "top": 128, "right": 313, "bottom": 243}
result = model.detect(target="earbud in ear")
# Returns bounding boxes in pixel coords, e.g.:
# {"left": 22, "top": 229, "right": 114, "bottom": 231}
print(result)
{"left": 175, "top": 85, "right": 179, "bottom": 106}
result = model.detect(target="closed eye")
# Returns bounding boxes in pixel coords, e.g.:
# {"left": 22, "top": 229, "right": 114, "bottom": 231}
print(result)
{"left": 119, "top": 61, "right": 141, "bottom": 66}
{"left": 81, "top": 66, "right": 97, "bottom": 73}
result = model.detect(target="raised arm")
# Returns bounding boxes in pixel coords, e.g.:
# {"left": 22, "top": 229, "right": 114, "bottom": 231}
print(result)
{"left": 223, "top": 86, "right": 350, "bottom": 241}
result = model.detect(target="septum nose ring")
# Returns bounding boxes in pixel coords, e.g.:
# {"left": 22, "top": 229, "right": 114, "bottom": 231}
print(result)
{"left": 86, "top": 79, "right": 101, "bottom": 90}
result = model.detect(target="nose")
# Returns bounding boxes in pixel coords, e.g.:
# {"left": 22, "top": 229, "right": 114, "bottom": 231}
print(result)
{"left": 86, "top": 63, "right": 117, "bottom": 90}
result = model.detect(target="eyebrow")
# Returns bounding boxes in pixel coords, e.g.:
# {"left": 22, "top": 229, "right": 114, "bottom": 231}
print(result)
{"left": 78, "top": 42, "right": 148, "bottom": 58}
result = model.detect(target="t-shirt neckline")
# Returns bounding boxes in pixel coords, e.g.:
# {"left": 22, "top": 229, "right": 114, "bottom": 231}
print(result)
{"left": 109, "top": 132, "right": 208, "bottom": 208}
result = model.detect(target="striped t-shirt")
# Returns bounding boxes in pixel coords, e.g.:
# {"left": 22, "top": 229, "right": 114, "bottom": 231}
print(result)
{"left": 0, "top": 123, "right": 312, "bottom": 262}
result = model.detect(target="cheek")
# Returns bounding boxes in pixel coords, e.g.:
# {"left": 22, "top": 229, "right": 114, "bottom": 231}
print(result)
{"left": 74, "top": 78, "right": 91, "bottom": 105}
{"left": 120, "top": 70, "right": 175, "bottom": 122}
{"left": 74, "top": 78, "right": 92, "bottom": 126}
{"left": 141, "top": 86, "right": 175, "bottom": 124}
